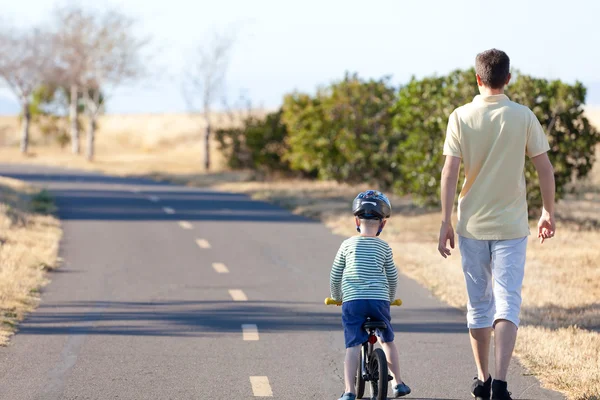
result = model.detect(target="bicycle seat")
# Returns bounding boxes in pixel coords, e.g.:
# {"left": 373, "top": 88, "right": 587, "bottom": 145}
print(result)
{"left": 363, "top": 320, "right": 387, "bottom": 330}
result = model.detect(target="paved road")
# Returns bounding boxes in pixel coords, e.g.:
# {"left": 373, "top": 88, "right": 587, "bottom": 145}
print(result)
{"left": 0, "top": 164, "right": 563, "bottom": 400}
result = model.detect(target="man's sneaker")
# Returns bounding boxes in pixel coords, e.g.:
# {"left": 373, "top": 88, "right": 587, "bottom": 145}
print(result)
{"left": 491, "top": 379, "right": 513, "bottom": 400}
{"left": 471, "top": 375, "right": 492, "bottom": 399}
{"left": 392, "top": 382, "right": 412, "bottom": 397}
{"left": 337, "top": 392, "right": 356, "bottom": 400}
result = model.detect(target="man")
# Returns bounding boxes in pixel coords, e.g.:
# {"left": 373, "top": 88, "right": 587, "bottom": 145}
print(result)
{"left": 438, "top": 49, "right": 556, "bottom": 400}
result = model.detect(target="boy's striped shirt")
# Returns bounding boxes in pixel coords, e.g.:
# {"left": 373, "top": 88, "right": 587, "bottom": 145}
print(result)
{"left": 330, "top": 236, "right": 398, "bottom": 302}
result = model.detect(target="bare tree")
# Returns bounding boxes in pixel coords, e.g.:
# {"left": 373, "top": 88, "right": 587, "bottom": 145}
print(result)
{"left": 0, "top": 25, "right": 52, "bottom": 153}
{"left": 51, "top": 5, "right": 93, "bottom": 154}
{"left": 52, "top": 5, "right": 148, "bottom": 160}
{"left": 183, "top": 31, "right": 235, "bottom": 171}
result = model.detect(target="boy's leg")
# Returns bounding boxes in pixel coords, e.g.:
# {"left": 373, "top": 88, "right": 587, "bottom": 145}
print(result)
{"left": 458, "top": 236, "right": 495, "bottom": 381}
{"left": 341, "top": 300, "right": 369, "bottom": 395}
{"left": 380, "top": 340, "right": 403, "bottom": 387}
{"left": 344, "top": 345, "right": 361, "bottom": 394}
{"left": 491, "top": 237, "right": 527, "bottom": 382}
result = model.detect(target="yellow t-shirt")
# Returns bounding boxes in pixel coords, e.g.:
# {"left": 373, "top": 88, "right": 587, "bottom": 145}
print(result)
{"left": 443, "top": 94, "right": 550, "bottom": 240}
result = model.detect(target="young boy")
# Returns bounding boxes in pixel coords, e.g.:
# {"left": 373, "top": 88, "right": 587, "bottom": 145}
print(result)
{"left": 330, "top": 190, "right": 411, "bottom": 400}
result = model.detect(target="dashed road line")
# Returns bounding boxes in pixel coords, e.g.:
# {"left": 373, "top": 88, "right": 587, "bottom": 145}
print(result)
{"left": 250, "top": 376, "right": 273, "bottom": 397}
{"left": 163, "top": 207, "right": 175, "bottom": 214}
{"left": 148, "top": 195, "right": 160, "bottom": 202}
{"left": 196, "top": 239, "right": 211, "bottom": 249}
{"left": 242, "top": 324, "right": 259, "bottom": 341}
{"left": 212, "top": 263, "right": 229, "bottom": 273}
{"left": 229, "top": 289, "right": 248, "bottom": 302}
{"left": 178, "top": 221, "right": 193, "bottom": 229}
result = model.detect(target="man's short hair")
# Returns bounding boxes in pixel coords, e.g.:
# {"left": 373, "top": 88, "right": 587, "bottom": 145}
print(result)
{"left": 475, "top": 49, "right": 510, "bottom": 89}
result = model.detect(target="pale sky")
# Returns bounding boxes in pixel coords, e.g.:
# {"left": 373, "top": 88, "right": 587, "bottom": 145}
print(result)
{"left": 1, "top": 0, "right": 599, "bottom": 114}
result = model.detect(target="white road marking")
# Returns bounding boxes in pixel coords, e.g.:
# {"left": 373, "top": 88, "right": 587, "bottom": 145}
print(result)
{"left": 196, "top": 239, "right": 211, "bottom": 249}
{"left": 163, "top": 207, "right": 175, "bottom": 214}
{"left": 242, "top": 324, "right": 259, "bottom": 341}
{"left": 178, "top": 221, "right": 193, "bottom": 229}
{"left": 131, "top": 188, "right": 140, "bottom": 193}
{"left": 250, "top": 376, "right": 273, "bottom": 397}
{"left": 148, "top": 195, "right": 160, "bottom": 202}
{"left": 229, "top": 289, "right": 248, "bottom": 301}
{"left": 212, "top": 263, "right": 229, "bottom": 273}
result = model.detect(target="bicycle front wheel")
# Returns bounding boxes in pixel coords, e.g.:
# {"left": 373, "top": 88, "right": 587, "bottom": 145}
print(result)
{"left": 368, "top": 348, "right": 388, "bottom": 400}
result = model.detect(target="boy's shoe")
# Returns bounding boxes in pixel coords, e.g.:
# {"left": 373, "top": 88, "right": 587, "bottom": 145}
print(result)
{"left": 392, "top": 382, "right": 412, "bottom": 397}
{"left": 491, "top": 379, "right": 513, "bottom": 400}
{"left": 471, "top": 375, "right": 492, "bottom": 399}
{"left": 338, "top": 392, "right": 356, "bottom": 400}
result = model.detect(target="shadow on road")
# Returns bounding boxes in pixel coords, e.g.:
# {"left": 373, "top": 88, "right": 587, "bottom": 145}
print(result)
{"left": 16, "top": 300, "right": 468, "bottom": 337}
{"left": 0, "top": 169, "right": 314, "bottom": 223}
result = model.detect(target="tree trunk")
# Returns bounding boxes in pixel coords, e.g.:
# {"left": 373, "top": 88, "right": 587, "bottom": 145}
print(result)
{"left": 204, "top": 117, "right": 211, "bottom": 171}
{"left": 70, "top": 84, "right": 80, "bottom": 154}
{"left": 86, "top": 116, "right": 96, "bottom": 162}
{"left": 20, "top": 102, "right": 30, "bottom": 154}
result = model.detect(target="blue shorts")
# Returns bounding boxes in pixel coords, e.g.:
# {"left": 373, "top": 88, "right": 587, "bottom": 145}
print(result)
{"left": 342, "top": 299, "right": 394, "bottom": 348}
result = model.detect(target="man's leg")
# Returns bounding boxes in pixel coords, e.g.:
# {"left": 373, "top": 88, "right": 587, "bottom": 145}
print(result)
{"left": 344, "top": 345, "right": 361, "bottom": 394}
{"left": 458, "top": 236, "right": 495, "bottom": 382}
{"left": 491, "top": 237, "right": 527, "bottom": 384}
{"left": 493, "top": 320, "right": 517, "bottom": 381}
{"left": 470, "top": 327, "right": 493, "bottom": 381}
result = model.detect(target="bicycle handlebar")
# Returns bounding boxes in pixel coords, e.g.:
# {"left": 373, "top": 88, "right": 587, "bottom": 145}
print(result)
{"left": 324, "top": 297, "right": 402, "bottom": 306}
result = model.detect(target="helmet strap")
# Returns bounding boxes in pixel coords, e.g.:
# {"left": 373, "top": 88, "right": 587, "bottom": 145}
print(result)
{"left": 376, "top": 221, "right": 384, "bottom": 236}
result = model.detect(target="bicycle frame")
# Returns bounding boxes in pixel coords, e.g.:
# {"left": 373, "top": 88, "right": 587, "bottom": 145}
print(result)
{"left": 360, "top": 319, "right": 379, "bottom": 382}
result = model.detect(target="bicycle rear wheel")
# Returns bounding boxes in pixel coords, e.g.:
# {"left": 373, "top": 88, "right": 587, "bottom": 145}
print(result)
{"left": 368, "top": 348, "right": 388, "bottom": 400}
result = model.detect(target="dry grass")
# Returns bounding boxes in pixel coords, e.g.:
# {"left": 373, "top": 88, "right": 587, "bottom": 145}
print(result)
{"left": 0, "top": 113, "right": 241, "bottom": 176}
{"left": 516, "top": 326, "right": 600, "bottom": 400}
{"left": 0, "top": 177, "right": 62, "bottom": 346}
{"left": 215, "top": 178, "right": 600, "bottom": 400}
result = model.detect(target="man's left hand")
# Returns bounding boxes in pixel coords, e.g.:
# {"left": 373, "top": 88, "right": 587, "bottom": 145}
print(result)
{"left": 438, "top": 222, "right": 455, "bottom": 258}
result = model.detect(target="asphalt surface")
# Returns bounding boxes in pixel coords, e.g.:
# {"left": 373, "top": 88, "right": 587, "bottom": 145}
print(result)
{"left": 0, "top": 164, "right": 564, "bottom": 400}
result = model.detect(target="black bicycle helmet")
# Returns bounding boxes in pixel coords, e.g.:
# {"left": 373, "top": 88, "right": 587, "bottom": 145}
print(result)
{"left": 352, "top": 190, "right": 391, "bottom": 220}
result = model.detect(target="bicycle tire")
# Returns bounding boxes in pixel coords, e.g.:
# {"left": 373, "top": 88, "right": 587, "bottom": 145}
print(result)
{"left": 368, "top": 348, "right": 388, "bottom": 400}
{"left": 355, "top": 346, "right": 365, "bottom": 398}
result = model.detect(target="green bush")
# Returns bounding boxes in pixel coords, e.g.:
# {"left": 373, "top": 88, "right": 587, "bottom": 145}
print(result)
{"left": 391, "top": 69, "right": 477, "bottom": 203}
{"left": 215, "top": 109, "right": 290, "bottom": 173}
{"left": 30, "top": 190, "right": 56, "bottom": 214}
{"left": 282, "top": 73, "right": 398, "bottom": 187}
{"left": 507, "top": 76, "right": 600, "bottom": 212}
{"left": 391, "top": 69, "right": 600, "bottom": 212}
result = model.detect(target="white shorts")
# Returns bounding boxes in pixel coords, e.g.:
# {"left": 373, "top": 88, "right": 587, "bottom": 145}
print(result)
{"left": 458, "top": 235, "right": 528, "bottom": 329}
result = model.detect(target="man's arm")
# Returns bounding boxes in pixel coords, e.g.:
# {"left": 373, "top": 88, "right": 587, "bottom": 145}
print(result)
{"left": 438, "top": 155, "right": 461, "bottom": 257}
{"left": 531, "top": 152, "right": 556, "bottom": 243}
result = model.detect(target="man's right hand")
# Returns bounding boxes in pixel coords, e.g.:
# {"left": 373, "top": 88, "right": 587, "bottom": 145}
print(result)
{"left": 537, "top": 209, "right": 555, "bottom": 244}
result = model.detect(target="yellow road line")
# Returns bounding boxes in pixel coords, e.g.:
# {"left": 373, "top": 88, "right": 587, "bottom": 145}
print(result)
{"left": 229, "top": 289, "right": 248, "bottom": 301}
{"left": 196, "top": 239, "right": 211, "bottom": 249}
{"left": 249, "top": 376, "right": 273, "bottom": 397}
{"left": 212, "top": 263, "right": 229, "bottom": 273}
{"left": 178, "top": 221, "right": 193, "bottom": 229}
{"left": 242, "top": 324, "right": 259, "bottom": 341}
